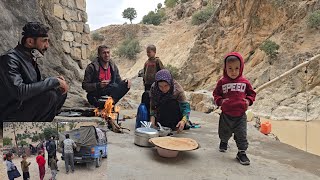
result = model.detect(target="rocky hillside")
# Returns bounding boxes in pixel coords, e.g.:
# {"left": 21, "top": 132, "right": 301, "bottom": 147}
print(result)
{"left": 91, "top": 0, "right": 320, "bottom": 120}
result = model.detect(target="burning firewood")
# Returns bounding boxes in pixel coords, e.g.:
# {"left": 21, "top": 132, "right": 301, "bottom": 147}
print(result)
{"left": 94, "top": 97, "right": 129, "bottom": 133}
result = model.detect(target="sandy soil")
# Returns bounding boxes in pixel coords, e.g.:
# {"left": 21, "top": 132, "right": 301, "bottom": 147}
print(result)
{"left": 2, "top": 152, "right": 107, "bottom": 180}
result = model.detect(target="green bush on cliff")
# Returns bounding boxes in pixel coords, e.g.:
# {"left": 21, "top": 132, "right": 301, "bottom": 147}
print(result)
{"left": 3, "top": 137, "right": 12, "bottom": 146}
{"left": 260, "top": 40, "right": 280, "bottom": 58}
{"left": 307, "top": 10, "right": 320, "bottom": 29}
{"left": 165, "top": 64, "right": 179, "bottom": 79}
{"left": 116, "top": 38, "right": 141, "bottom": 60}
{"left": 191, "top": 6, "right": 214, "bottom": 25}
{"left": 142, "top": 10, "right": 165, "bottom": 26}
{"left": 91, "top": 32, "right": 105, "bottom": 41}
{"left": 164, "top": 0, "right": 179, "bottom": 8}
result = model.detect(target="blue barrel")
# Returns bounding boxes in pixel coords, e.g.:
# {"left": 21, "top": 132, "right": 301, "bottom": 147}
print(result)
{"left": 135, "top": 103, "right": 148, "bottom": 129}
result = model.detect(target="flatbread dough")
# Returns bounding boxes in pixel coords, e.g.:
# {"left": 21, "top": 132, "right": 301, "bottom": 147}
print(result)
{"left": 149, "top": 137, "right": 198, "bottom": 151}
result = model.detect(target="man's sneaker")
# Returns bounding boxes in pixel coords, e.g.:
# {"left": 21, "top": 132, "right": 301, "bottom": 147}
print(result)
{"left": 219, "top": 141, "right": 228, "bottom": 152}
{"left": 236, "top": 151, "right": 250, "bottom": 165}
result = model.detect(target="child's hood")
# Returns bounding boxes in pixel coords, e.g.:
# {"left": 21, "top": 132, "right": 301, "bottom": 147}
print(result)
{"left": 223, "top": 52, "right": 244, "bottom": 79}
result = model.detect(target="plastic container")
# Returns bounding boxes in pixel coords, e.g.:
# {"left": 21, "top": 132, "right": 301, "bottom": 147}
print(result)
{"left": 135, "top": 103, "right": 148, "bottom": 129}
{"left": 156, "top": 146, "right": 179, "bottom": 158}
{"left": 260, "top": 121, "right": 272, "bottom": 135}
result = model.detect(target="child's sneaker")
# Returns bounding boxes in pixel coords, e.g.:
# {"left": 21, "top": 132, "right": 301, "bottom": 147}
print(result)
{"left": 236, "top": 151, "right": 250, "bottom": 165}
{"left": 219, "top": 141, "right": 228, "bottom": 152}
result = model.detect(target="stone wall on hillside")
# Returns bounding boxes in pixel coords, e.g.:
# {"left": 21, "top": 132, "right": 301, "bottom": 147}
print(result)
{"left": 50, "top": 0, "right": 90, "bottom": 68}
{"left": 0, "top": 0, "right": 92, "bottom": 107}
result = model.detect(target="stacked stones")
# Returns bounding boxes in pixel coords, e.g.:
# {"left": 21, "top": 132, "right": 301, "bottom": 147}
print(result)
{"left": 53, "top": 0, "right": 90, "bottom": 63}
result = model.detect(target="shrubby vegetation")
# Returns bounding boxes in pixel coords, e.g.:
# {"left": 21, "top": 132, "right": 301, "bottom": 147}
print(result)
{"left": 91, "top": 32, "right": 105, "bottom": 41}
{"left": 191, "top": 6, "right": 214, "bottom": 25}
{"left": 165, "top": 64, "right": 179, "bottom": 79}
{"left": 116, "top": 37, "right": 141, "bottom": 60}
{"left": 307, "top": 10, "right": 320, "bottom": 29}
{"left": 259, "top": 40, "right": 280, "bottom": 58}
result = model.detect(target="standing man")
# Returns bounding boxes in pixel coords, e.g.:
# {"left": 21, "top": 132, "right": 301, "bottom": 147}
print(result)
{"left": 0, "top": 22, "right": 68, "bottom": 122}
{"left": 47, "top": 136, "right": 59, "bottom": 171}
{"left": 82, "top": 45, "right": 131, "bottom": 107}
{"left": 63, "top": 134, "right": 76, "bottom": 174}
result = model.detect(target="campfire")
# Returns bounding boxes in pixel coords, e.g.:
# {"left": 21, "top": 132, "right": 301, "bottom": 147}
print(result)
{"left": 93, "top": 97, "right": 127, "bottom": 133}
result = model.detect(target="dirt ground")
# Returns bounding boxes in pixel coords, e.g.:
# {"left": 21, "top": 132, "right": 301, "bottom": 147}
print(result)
{"left": 2, "top": 152, "right": 107, "bottom": 180}
{"left": 107, "top": 110, "right": 320, "bottom": 180}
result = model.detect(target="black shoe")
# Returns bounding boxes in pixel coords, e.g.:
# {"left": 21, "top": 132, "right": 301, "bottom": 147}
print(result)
{"left": 219, "top": 141, "right": 228, "bottom": 152}
{"left": 236, "top": 151, "right": 250, "bottom": 165}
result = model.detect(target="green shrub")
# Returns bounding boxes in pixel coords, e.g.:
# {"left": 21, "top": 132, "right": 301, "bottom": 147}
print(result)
{"left": 116, "top": 38, "right": 141, "bottom": 59}
{"left": 191, "top": 6, "right": 214, "bottom": 25}
{"left": 43, "top": 127, "right": 58, "bottom": 140}
{"left": 3, "top": 137, "right": 12, "bottom": 146}
{"left": 181, "top": 0, "right": 189, "bottom": 3}
{"left": 259, "top": 40, "right": 280, "bottom": 58}
{"left": 164, "top": 0, "right": 179, "bottom": 8}
{"left": 165, "top": 64, "right": 179, "bottom": 79}
{"left": 142, "top": 10, "right": 165, "bottom": 26}
{"left": 91, "top": 32, "right": 105, "bottom": 41}
{"left": 18, "top": 140, "right": 28, "bottom": 146}
{"left": 307, "top": 10, "right": 320, "bottom": 29}
{"left": 272, "top": 0, "right": 286, "bottom": 7}
{"left": 88, "top": 51, "right": 96, "bottom": 61}
{"left": 31, "top": 135, "right": 39, "bottom": 142}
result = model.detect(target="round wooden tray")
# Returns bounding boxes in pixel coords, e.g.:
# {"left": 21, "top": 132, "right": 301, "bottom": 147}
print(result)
{"left": 149, "top": 137, "right": 199, "bottom": 151}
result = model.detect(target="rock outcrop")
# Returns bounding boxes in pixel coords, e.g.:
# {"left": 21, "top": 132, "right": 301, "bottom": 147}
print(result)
{"left": 92, "top": 0, "right": 320, "bottom": 120}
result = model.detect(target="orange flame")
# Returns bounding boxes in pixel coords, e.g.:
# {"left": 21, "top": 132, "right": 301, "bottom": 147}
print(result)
{"left": 94, "top": 97, "right": 119, "bottom": 120}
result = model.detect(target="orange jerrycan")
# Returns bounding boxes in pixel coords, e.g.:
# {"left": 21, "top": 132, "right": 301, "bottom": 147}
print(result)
{"left": 260, "top": 121, "right": 272, "bottom": 135}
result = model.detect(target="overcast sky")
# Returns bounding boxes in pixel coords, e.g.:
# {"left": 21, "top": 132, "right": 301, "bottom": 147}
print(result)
{"left": 86, "top": 0, "right": 165, "bottom": 31}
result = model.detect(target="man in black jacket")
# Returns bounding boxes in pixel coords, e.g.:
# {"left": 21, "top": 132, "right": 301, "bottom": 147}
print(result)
{"left": 82, "top": 45, "right": 130, "bottom": 107}
{"left": 0, "top": 22, "right": 68, "bottom": 122}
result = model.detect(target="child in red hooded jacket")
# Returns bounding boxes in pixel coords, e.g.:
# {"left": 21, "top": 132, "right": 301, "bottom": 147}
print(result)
{"left": 36, "top": 150, "right": 46, "bottom": 180}
{"left": 213, "top": 52, "right": 256, "bottom": 165}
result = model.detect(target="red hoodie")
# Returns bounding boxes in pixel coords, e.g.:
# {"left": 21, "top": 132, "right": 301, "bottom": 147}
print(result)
{"left": 213, "top": 52, "right": 256, "bottom": 117}
{"left": 36, "top": 155, "right": 46, "bottom": 167}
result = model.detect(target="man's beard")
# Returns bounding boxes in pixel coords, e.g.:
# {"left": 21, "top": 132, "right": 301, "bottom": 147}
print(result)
{"left": 39, "top": 48, "right": 47, "bottom": 55}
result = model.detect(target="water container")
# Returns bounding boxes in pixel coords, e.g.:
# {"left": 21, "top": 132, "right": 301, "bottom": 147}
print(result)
{"left": 260, "top": 121, "right": 272, "bottom": 135}
{"left": 135, "top": 103, "right": 148, "bottom": 129}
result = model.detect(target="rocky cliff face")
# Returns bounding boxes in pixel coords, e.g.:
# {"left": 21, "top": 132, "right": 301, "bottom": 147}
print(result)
{"left": 92, "top": 0, "right": 320, "bottom": 120}
{"left": 0, "top": 0, "right": 90, "bottom": 107}
{"left": 180, "top": 0, "right": 320, "bottom": 120}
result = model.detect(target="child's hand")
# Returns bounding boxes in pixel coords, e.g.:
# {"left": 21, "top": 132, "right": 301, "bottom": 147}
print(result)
{"left": 244, "top": 98, "right": 249, "bottom": 108}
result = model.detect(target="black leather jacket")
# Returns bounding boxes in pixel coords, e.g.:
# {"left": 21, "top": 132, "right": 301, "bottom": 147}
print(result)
{"left": 0, "top": 44, "right": 60, "bottom": 119}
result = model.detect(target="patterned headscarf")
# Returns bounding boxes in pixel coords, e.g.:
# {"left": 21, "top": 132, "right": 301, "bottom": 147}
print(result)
{"left": 153, "top": 69, "right": 174, "bottom": 106}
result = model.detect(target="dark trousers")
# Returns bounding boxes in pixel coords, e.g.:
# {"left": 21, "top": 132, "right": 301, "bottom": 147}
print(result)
{"left": 87, "top": 80, "right": 129, "bottom": 107}
{"left": 218, "top": 113, "right": 248, "bottom": 151}
{"left": 157, "top": 99, "right": 182, "bottom": 130}
{"left": 4, "top": 89, "right": 67, "bottom": 122}
{"left": 23, "top": 171, "right": 30, "bottom": 180}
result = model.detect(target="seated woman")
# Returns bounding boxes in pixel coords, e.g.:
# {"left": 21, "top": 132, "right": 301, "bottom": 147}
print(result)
{"left": 150, "top": 69, "right": 191, "bottom": 132}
